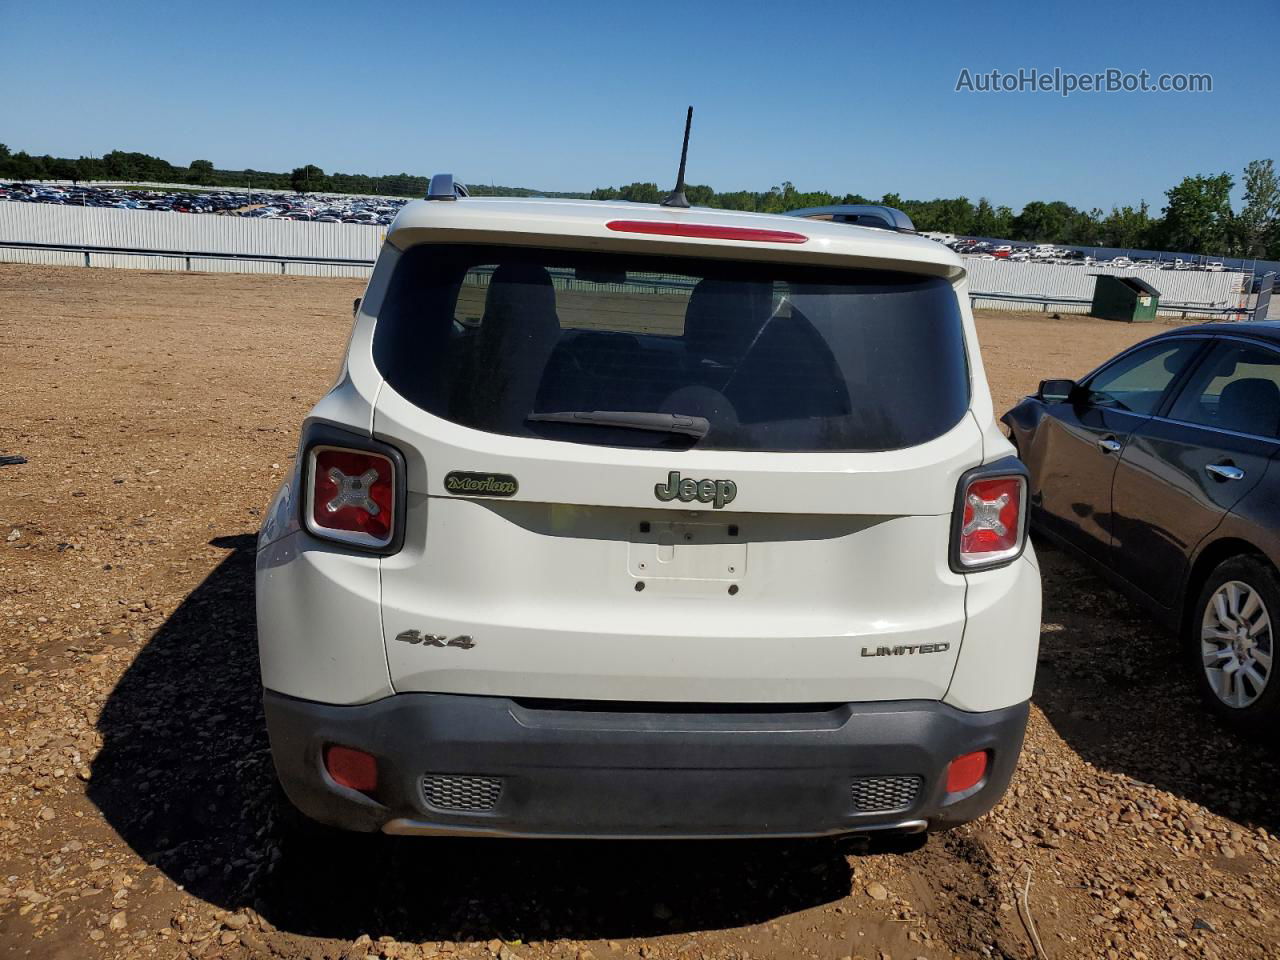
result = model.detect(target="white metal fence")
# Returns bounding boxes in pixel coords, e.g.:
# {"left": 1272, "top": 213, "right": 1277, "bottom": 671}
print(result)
{"left": 0, "top": 201, "right": 1254, "bottom": 315}
{"left": 0, "top": 202, "right": 382, "bottom": 277}
{"left": 965, "top": 259, "right": 1246, "bottom": 318}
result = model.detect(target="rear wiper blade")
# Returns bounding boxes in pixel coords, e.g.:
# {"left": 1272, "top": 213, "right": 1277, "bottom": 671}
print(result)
{"left": 527, "top": 410, "right": 710, "bottom": 438}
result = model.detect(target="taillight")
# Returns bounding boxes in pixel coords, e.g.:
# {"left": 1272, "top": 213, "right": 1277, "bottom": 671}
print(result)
{"left": 305, "top": 445, "right": 396, "bottom": 549}
{"left": 951, "top": 464, "right": 1027, "bottom": 572}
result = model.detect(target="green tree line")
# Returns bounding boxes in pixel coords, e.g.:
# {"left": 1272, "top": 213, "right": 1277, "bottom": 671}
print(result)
{"left": 0, "top": 146, "right": 585, "bottom": 203}
{"left": 2, "top": 142, "right": 1277, "bottom": 259}
{"left": 590, "top": 163, "right": 1280, "bottom": 260}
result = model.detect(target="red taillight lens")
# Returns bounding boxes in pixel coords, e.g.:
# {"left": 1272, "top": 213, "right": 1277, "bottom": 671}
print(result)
{"left": 946, "top": 750, "right": 989, "bottom": 794}
{"left": 307, "top": 446, "right": 395, "bottom": 548}
{"left": 324, "top": 745, "right": 378, "bottom": 794}
{"left": 957, "top": 474, "right": 1025, "bottom": 568}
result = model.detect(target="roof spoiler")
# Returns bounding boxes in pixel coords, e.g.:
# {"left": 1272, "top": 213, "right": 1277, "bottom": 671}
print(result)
{"left": 784, "top": 204, "right": 915, "bottom": 233}
{"left": 426, "top": 174, "right": 470, "bottom": 201}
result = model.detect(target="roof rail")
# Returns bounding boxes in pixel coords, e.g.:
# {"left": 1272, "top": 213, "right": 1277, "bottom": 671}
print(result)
{"left": 784, "top": 204, "right": 915, "bottom": 233}
{"left": 426, "top": 174, "right": 470, "bottom": 201}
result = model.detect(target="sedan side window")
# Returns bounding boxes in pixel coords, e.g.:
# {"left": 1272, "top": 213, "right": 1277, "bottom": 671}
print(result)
{"left": 1167, "top": 342, "right": 1280, "bottom": 438}
{"left": 1084, "top": 340, "right": 1202, "bottom": 414}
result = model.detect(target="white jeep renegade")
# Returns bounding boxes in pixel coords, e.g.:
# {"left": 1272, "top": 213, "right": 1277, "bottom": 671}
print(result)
{"left": 256, "top": 177, "right": 1041, "bottom": 839}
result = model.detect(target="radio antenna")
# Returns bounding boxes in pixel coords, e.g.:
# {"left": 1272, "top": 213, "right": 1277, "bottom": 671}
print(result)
{"left": 660, "top": 106, "right": 694, "bottom": 208}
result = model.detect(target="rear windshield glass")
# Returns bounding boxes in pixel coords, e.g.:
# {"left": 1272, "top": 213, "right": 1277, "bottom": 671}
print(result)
{"left": 372, "top": 244, "right": 969, "bottom": 452}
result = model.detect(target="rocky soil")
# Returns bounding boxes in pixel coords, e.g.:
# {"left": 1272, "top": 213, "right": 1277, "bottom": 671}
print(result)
{"left": 2, "top": 263, "right": 1278, "bottom": 960}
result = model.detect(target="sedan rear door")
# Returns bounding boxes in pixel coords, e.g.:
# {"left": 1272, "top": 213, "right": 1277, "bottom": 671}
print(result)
{"left": 1110, "top": 338, "right": 1280, "bottom": 607}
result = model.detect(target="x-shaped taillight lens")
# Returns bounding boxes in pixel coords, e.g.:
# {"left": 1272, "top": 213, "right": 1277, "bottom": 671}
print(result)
{"left": 306, "top": 446, "right": 395, "bottom": 548}
{"left": 325, "top": 467, "right": 382, "bottom": 515}
{"left": 956, "top": 475, "right": 1025, "bottom": 569}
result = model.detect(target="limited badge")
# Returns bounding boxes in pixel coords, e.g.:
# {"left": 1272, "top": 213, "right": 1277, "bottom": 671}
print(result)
{"left": 444, "top": 471, "right": 519, "bottom": 497}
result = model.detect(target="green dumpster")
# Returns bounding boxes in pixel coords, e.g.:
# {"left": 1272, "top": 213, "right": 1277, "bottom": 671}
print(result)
{"left": 1089, "top": 274, "right": 1160, "bottom": 323}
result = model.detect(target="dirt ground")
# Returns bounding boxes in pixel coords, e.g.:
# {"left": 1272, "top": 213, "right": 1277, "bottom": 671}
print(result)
{"left": 2, "top": 264, "right": 1279, "bottom": 960}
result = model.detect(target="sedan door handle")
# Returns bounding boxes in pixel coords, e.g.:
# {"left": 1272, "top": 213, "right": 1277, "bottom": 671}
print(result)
{"left": 1206, "top": 462, "right": 1245, "bottom": 481}
{"left": 1097, "top": 437, "right": 1122, "bottom": 454}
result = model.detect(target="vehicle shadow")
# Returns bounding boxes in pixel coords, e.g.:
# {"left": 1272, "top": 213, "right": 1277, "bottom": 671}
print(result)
{"left": 88, "top": 534, "right": 857, "bottom": 942}
{"left": 1031, "top": 535, "right": 1280, "bottom": 835}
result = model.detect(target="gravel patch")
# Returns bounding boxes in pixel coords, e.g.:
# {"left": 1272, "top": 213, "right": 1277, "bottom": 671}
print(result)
{"left": 2, "top": 264, "right": 1276, "bottom": 959}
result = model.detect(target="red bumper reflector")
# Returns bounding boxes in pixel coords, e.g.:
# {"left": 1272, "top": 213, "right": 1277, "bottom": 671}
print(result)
{"left": 946, "top": 750, "right": 989, "bottom": 794}
{"left": 324, "top": 745, "right": 378, "bottom": 794}
{"left": 605, "top": 220, "right": 809, "bottom": 244}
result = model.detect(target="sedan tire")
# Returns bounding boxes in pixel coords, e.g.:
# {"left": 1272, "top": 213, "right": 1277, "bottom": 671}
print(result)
{"left": 1189, "top": 556, "right": 1280, "bottom": 725}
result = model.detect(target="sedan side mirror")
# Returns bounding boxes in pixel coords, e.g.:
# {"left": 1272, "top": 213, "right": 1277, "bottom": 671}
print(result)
{"left": 1038, "top": 378, "right": 1079, "bottom": 403}
{"left": 352, "top": 297, "right": 362, "bottom": 317}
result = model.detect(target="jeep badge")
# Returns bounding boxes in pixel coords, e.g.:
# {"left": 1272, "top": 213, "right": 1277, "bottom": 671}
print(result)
{"left": 654, "top": 471, "right": 737, "bottom": 509}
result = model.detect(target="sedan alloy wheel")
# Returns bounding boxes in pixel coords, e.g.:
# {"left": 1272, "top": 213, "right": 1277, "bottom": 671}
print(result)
{"left": 1201, "top": 579, "right": 1273, "bottom": 708}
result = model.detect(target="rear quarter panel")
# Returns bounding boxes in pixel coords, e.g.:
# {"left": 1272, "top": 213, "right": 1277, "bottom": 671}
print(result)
{"left": 946, "top": 551, "right": 1041, "bottom": 711}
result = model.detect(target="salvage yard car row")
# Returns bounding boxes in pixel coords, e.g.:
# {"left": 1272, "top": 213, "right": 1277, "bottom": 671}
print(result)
{"left": 0, "top": 180, "right": 410, "bottom": 224}
{"left": 0, "top": 180, "right": 264, "bottom": 213}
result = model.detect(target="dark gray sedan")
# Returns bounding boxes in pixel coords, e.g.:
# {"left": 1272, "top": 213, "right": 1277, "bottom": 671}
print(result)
{"left": 1003, "top": 322, "right": 1280, "bottom": 724}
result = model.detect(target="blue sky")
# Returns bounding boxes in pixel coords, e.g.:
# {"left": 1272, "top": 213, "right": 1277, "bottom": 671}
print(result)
{"left": 2, "top": 0, "right": 1275, "bottom": 211}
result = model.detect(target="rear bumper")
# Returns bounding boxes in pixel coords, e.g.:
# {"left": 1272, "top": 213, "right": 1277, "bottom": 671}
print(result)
{"left": 264, "top": 691, "right": 1028, "bottom": 839}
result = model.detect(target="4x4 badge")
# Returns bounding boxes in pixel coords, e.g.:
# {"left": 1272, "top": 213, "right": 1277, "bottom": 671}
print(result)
{"left": 654, "top": 471, "right": 737, "bottom": 509}
{"left": 394, "top": 630, "right": 475, "bottom": 650}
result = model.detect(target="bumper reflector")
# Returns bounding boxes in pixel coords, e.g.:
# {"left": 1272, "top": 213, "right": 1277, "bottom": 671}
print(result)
{"left": 324, "top": 745, "right": 378, "bottom": 794}
{"left": 946, "top": 750, "right": 989, "bottom": 794}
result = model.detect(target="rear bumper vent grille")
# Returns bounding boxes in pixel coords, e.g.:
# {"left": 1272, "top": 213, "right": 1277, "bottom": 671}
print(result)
{"left": 850, "top": 775, "right": 922, "bottom": 814}
{"left": 422, "top": 774, "right": 504, "bottom": 812}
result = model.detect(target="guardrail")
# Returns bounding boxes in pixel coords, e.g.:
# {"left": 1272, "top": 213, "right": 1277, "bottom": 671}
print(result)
{"left": 0, "top": 238, "right": 376, "bottom": 272}
{"left": 968, "top": 290, "right": 1247, "bottom": 319}
{"left": 0, "top": 236, "right": 1253, "bottom": 318}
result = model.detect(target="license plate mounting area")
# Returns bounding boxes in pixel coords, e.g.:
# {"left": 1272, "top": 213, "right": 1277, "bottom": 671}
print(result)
{"left": 626, "top": 520, "right": 747, "bottom": 588}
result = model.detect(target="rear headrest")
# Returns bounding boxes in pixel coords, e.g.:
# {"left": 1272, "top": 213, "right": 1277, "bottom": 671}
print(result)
{"left": 684, "top": 279, "right": 773, "bottom": 363}
{"left": 1163, "top": 350, "right": 1188, "bottom": 375}
{"left": 484, "top": 263, "right": 557, "bottom": 316}
{"left": 1219, "top": 378, "right": 1280, "bottom": 437}
{"left": 475, "top": 263, "right": 562, "bottom": 431}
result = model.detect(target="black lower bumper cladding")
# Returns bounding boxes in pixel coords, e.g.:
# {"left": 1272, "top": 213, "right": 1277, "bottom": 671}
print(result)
{"left": 264, "top": 690, "right": 1029, "bottom": 839}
